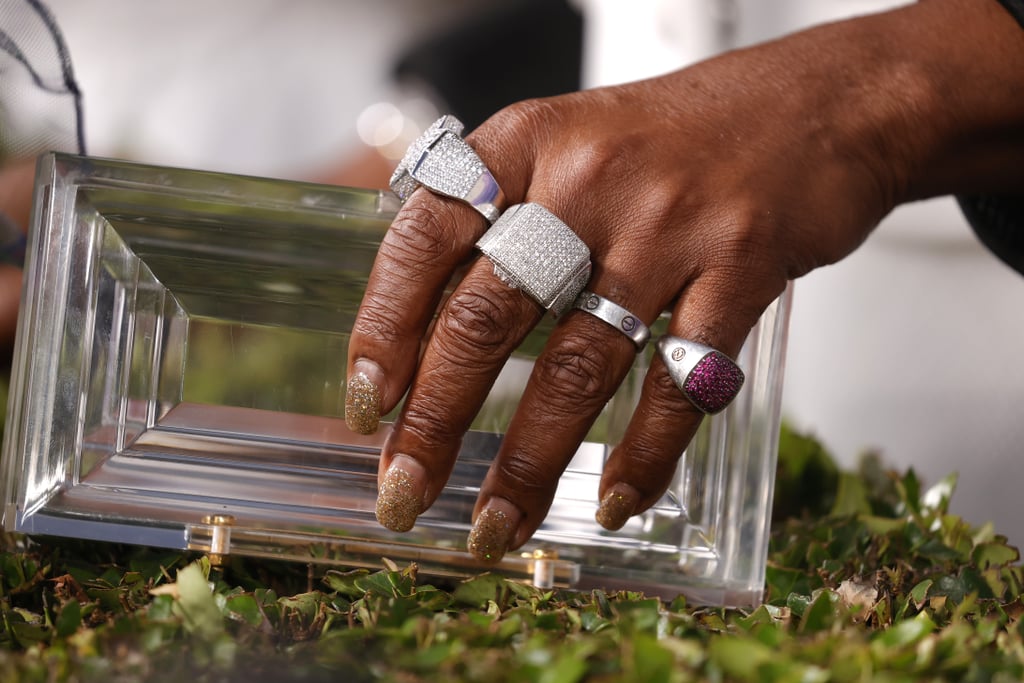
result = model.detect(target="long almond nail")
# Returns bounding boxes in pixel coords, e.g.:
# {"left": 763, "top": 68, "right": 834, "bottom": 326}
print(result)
{"left": 375, "top": 455, "right": 427, "bottom": 532}
{"left": 595, "top": 483, "right": 640, "bottom": 531}
{"left": 345, "top": 363, "right": 382, "bottom": 435}
{"left": 467, "top": 498, "right": 521, "bottom": 564}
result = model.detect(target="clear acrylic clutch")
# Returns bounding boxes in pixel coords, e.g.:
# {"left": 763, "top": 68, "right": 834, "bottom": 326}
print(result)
{"left": 1, "top": 153, "right": 790, "bottom": 606}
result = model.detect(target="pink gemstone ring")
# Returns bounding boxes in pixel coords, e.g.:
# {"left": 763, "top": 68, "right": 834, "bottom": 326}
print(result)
{"left": 656, "top": 336, "right": 744, "bottom": 414}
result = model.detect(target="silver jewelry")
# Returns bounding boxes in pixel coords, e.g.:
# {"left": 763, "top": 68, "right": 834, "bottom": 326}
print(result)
{"left": 572, "top": 291, "right": 650, "bottom": 350}
{"left": 389, "top": 114, "right": 505, "bottom": 224}
{"left": 656, "top": 336, "right": 744, "bottom": 414}
{"left": 476, "top": 203, "right": 591, "bottom": 317}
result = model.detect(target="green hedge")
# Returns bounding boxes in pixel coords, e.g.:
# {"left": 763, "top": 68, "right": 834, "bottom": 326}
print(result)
{"left": 1, "top": 421, "right": 1022, "bottom": 681}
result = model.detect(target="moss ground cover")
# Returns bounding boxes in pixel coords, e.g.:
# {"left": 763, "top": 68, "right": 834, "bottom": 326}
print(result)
{"left": 1, "top": 417, "right": 1022, "bottom": 681}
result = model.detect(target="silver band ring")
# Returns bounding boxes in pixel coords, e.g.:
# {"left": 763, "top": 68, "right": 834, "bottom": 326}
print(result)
{"left": 477, "top": 203, "right": 591, "bottom": 317}
{"left": 656, "top": 336, "right": 744, "bottom": 414}
{"left": 389, "top": 115, "right": 505, "bottom": 224}
{"left": 573, "top": 291, "right": 650, "bottom": 350}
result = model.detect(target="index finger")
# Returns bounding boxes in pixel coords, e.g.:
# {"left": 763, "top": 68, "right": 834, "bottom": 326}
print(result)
{"left": 344, "top": 113, "right": 531, "bottom": 434}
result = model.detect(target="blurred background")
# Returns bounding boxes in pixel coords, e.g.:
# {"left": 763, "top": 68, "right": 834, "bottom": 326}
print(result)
{"left": 2, "top": 0, "right": 1023, "bottom": 546}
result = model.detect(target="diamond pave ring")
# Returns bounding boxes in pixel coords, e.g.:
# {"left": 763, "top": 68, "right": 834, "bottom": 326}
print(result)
{"left": 573, "top": 291, "right": 650, "bottom": 350}
{"left": 389, "top": 114, "right": 505, "bottom": 224}
{"left": 656, "top": 336, "right": 745, "bottom": 414}
{"left": 476, "top": 203, "right": 591, "bottom": 317}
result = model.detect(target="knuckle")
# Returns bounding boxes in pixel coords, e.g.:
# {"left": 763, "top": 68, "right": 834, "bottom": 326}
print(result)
{"left": 494, "top": 453, "right": 553, "bottom": 500}
{"left": 382, "top": 202, "right": 464, "bottom": 266}
{"left": 557, "top": 133, "right": 645, "bottom": 192}
{"left": 473, "top": 99, "right": 563, "bottom": 187}
{"left": 351, "top": 296, "right": 406, "bottom": 342}
{"left": 395, "top": 400, "right": 465, "bottom": 453}
{"left": 533, "top": 337, "right": 622, "bottom": 411}
{"left": 438, "top": 288, "right": 522, "bottom": 357}
{"left": 628, "top": 430, "right": 691, "bottom": 470}
{"left": 623, "top": 452, "right": 681, "bottom": 496}
{"left": 649, "top": 365, "right": 705, "bottom": 418}
{"left": 484, "top": 98, "right": 560, "bottom": 141}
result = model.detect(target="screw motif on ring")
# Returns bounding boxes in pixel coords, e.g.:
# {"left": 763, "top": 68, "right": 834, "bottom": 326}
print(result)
{"left": 572, "top": 290, "right": 650, "bottom": 350}
{"left": 656, "top": 336, "right": 744, "bottom": 414}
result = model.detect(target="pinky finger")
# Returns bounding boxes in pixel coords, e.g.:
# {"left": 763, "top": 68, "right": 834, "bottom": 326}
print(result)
{"left": 595, "top": 275, "right": 782, "bottom": 529}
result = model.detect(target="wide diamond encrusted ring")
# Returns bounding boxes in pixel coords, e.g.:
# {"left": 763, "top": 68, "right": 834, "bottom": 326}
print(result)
{"left": 389, "top": 114, "right": 505, "bottom": 224}
{"left": 476, "top": 203, "right": 591, "bottom": 317}
{"left": 656, "top": 336, "right": 745, "bottom": 414}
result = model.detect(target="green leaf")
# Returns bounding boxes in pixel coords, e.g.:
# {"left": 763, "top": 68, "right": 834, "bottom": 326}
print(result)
{"left": 453, "top": 574, "right": 507, "bottom": 608}
{"left": 225, "top": 594, "right": 264, "bottom": 628}
{"left": 972, "top": 541, "right": 1020, "bottom": 570}
{"left": 323, "top": 568, "right": 371, "bottom": 597}
{"left": 354, "top": 569, "right": 407, "bottom": 597}
{"left": 737, "top": 604, "right": 786, "bottom": 630}
{"left": 147, "top": 593, "right": 175, "bottom": 621}
{"left": 708, "top": 636, "right": 773, "bottom": 679}
{"left": 766, "top": 566, "right": 814, "bottom": 603}
{"left": 774, "top": 423, "right": 840, "bottom": 520}
{"left": 410, "top": 585, "right": 451, "bottom": 612}
{"left": 897, "top": 469, "right": 922, "bottom": 517}
{"left": 54, "top": 599, "right": 82, "bottom": 638}
{"left": 539, "top": 649, "right": 589, "bottom": 683}
{"left": 874, "top": 613, "right": 935, "bottom": 649}
{"left": 786, "top": 593, "right": 813, "bottom": 618}
{"left": 630, "top": 634, "right": 675, "bottom": 683}
{"left": 612, "top": 599, "right": 662, "bottom": 634}
{"left": 174, "top": 562, "right": 223, "bottom": 639}
{"left": 799, "top": 591, "right": 837, "bottom": 633}
{"left": 957, "top": 567, "right": 996, "bottom": 600}
{"left": 831, "top": 471, "right": 873, "bottom": 517}
{"left": 910, "top": 579, "right": 933, "bottom": 606}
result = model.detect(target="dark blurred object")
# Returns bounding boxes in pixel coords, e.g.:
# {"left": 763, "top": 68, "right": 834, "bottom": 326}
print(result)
{"left": 0, "top": 0, "right": 85, "bottom": 160}
{"left": 954, "top": 0, "right": 1024, "bottom": 277}
{"left": 0, "top": 210, "right": 25, "bottom": 266}
{"left": 394, "top": 0, "right": 583, "bottom": 132}
{"left": 994, "top": 0, "right": 1024, "bottom": 29}
{"left": 958, "top": 195, "right": 1024, "bottom": 276}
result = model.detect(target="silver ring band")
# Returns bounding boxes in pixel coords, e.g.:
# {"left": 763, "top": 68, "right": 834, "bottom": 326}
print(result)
{"left": 389, "top": 115, "right": 505, "bottom": 224}
{"left": 656, "top": 336, "right": 745, "bottom": 414}
{"left": 477, "top": 203, "right": 591, "bottom": 317}
{"left": 573, "top": 291, "right": 650, "bottom": 350}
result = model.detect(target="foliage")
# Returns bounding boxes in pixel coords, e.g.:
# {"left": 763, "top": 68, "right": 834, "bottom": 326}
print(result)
{"left": 1, "top": 433, "right": 1023, "bottom": 681}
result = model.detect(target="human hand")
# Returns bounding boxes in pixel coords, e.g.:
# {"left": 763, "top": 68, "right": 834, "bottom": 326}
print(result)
{"left": 346, "top": 0, "right": 1024, "bottom": 562}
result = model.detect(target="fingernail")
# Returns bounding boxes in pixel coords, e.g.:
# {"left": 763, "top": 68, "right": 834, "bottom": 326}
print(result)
{"left": 375, "top": 455, "right": 427, "bottom": 532}
{"left": 345, "top": 362, "right": 383, "bottom": 435}
{"left": 467, "top": 497, "right": 521, "bottom": 565}
{"left": 595, "top": 483, "right": 640, "bottom": 531}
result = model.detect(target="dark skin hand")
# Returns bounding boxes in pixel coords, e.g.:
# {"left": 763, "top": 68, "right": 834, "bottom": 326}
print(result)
{"left": 347, "top": 0, "right": 1024, "bottom": 562}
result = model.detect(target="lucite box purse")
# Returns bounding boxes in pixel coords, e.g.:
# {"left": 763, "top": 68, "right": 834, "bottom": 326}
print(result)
{"left": 1, "top": 153, "right": 790, "bottom": 606}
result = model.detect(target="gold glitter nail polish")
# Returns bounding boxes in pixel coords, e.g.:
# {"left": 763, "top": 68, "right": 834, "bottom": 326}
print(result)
{"left": 375, "top": 463, "right": 422, "bottom": 532}
{"left": 345, "top": 371, "right": 381, "bottom": 435}
{"left": 467, "top": 508, "right": 514, "bottom": 564}
{"left": 595, "top": 484, "right": 639, "bottom": 531}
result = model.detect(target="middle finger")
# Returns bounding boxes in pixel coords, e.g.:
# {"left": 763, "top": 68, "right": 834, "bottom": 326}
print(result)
{"left": 373, "top": 231, "right": 544, "bottom": 532}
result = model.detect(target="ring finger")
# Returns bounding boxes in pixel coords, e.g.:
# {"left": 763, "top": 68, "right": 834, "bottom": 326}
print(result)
{"left": 469, "top": 276, "right": 660, "bottom": 561}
